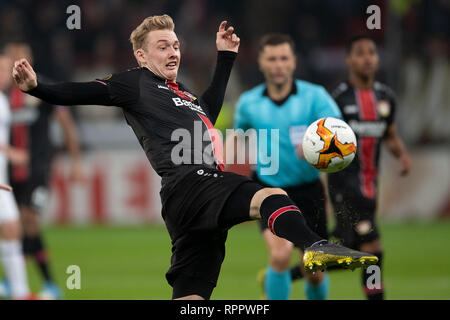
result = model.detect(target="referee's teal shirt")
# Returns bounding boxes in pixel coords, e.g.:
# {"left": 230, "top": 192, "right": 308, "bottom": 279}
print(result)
{"left": 234, "top": 80, "right": 342, "bottom": 187}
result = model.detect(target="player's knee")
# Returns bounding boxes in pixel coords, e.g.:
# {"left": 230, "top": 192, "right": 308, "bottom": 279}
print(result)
{"left": 20, "top": 209, "right": 40, "bottom": 236}
{"left": 360, "top": 239, "right": 382, "bottom": 254}
{"left": 269, "top": 246, "right": 293, "bottom": 271}
{"left": 249, "top": 187, "right": 287, "bottom": 219}
{"left": 305, "top": 270, "right": 325, "bottom": 285}
{"left": 0, "top": 220, "right": 22, "bottom": 240}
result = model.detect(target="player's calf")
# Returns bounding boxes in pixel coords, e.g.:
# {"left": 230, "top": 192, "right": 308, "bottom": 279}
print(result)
{"left": 252, "top": 189, "right": 324, "bottom": 250}
{"left": 263, "top": 229, "right": 293, "bottom": 272}
{"left": 261, "top": 229, "right": 295, "bottom": 300}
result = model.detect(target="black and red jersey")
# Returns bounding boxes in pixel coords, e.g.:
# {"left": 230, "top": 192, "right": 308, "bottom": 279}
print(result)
{"left": 8, "top": 83, "right": 57, "bottom": 183}
{"left": 328, "top": 81, "right": 396, "bottom": 199}
{"left": 27, "top": 51, "right": 236, "bottom": 191}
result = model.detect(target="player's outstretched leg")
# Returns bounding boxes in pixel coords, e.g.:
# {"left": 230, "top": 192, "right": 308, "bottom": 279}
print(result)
{"left": 250, "top": 188, "right": 379, "bottom": 273}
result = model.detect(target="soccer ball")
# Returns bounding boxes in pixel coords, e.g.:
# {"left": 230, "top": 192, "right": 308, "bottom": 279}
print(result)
{"left": 302, "top": 117, "right": 357, "bottom": 173}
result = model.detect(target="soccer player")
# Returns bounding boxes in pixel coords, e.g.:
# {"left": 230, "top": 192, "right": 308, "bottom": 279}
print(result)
{"left": 0, "top": 54, "right": 32, "bottom": 300}
{"left": 12, "top": 15, "right": 378, "bottom": 300}
{"left": 3, "top": 42, "right": 84, "bottom": 299}
{"left": 327, "top": 35, "right": 411, "bottom": 299}
{"left": 231, "top": 33, "right": 342, "bottom": 300}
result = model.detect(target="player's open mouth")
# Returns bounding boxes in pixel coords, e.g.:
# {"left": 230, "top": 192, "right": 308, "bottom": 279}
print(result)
{"left": 166, "top": 62, "right": 177, "bottom": 69}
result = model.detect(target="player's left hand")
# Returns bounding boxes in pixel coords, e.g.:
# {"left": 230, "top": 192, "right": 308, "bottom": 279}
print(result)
{"left": 399, "top": 153, "right": 412, "bottom": 176}
{"left": 216, "top": 21, "right": 240, "bottom": 53}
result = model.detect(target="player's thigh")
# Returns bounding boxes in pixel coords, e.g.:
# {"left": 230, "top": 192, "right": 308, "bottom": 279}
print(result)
{"left": 168, "top": 229, "right": 228, "bottom": 300}
{"left": 218, "top": 181, "right": 265, "bottom": 229}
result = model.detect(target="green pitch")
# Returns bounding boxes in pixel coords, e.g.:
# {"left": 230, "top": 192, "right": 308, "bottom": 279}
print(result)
{"left": 8, "top": 220, "right": 450, "bottom": 299}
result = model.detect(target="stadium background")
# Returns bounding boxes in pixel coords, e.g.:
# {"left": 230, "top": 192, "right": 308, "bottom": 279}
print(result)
{"left": 0, "top": 0, "right": 449, "bottom": 299}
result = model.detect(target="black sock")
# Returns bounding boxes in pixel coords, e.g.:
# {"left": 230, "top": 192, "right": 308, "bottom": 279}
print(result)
{"left": 290, "top": 265, "right": 304, "bottom": 281}
{"left": 361, "top": 251, "right": 384, "bottom": 300}
{"left": 22, "top": 234, "right": 53, "bottom": 282}
{"left": 260, "top": 194, "right": 323, "bottom": 250}
{"left": 22, "top": 235, "right": 35, "bottom": 256}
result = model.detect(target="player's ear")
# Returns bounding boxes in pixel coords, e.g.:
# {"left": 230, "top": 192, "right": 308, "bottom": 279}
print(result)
{"left": 134, "top": 48, "right": 146, "bottom": 67}
{"left": 257, "top": 54, "right": 264, "bottom": 72}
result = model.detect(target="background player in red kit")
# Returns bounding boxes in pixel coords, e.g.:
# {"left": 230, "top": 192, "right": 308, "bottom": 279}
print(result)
{"left": 2, "top": 42, "right": 84, "bottom": 299}
{"left": 289, "top": 35, "right": 412, "bottom": 300}
{"left": 327, "top": 35, "right": 412, "bottom": 300}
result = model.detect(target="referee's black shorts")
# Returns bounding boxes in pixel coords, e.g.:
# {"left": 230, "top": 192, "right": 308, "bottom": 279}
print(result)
{"left": 161, "top": 165, "right": 263, "bottom": 299}
{"left": 252, "top": 173, "right": 328, "bottom": 243}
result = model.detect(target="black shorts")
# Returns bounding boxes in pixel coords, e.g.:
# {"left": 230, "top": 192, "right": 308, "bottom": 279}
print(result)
{"left": 252, "top": 174, "right": 328, "bottom": 241}
{"left": 10, "top": 173, "right": 50, "bottom": 213}
{"left": 161, "top": 165, "right": 263, "bottom": 299}
{"left": 328, "top": 173, "right": 380, "bottom": 249}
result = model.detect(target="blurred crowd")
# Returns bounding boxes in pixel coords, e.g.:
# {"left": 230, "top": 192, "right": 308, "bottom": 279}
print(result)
{"left": 0, "top": 0, "right": 448, "bottom": 146}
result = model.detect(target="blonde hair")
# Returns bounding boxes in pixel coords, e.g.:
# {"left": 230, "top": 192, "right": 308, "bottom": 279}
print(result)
{"left": 130, "top": 14, "right": 175, "bottom": 51}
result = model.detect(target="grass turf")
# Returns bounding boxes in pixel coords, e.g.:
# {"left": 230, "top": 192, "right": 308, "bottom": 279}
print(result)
{"left": 5, "top": 220, "right": 450, "bottom": 300}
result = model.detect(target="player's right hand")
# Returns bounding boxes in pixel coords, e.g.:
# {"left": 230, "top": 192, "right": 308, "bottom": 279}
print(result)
{"left": 12, "top": 58, "right": 37, "bottom": 92}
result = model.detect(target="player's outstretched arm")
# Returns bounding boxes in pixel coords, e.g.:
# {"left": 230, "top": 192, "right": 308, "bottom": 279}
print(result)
{"left": 202, "top": 21, "right": 240, "bottom": 123}
{"left": 12, "top": 58, "right": 113, "bottom": 106}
